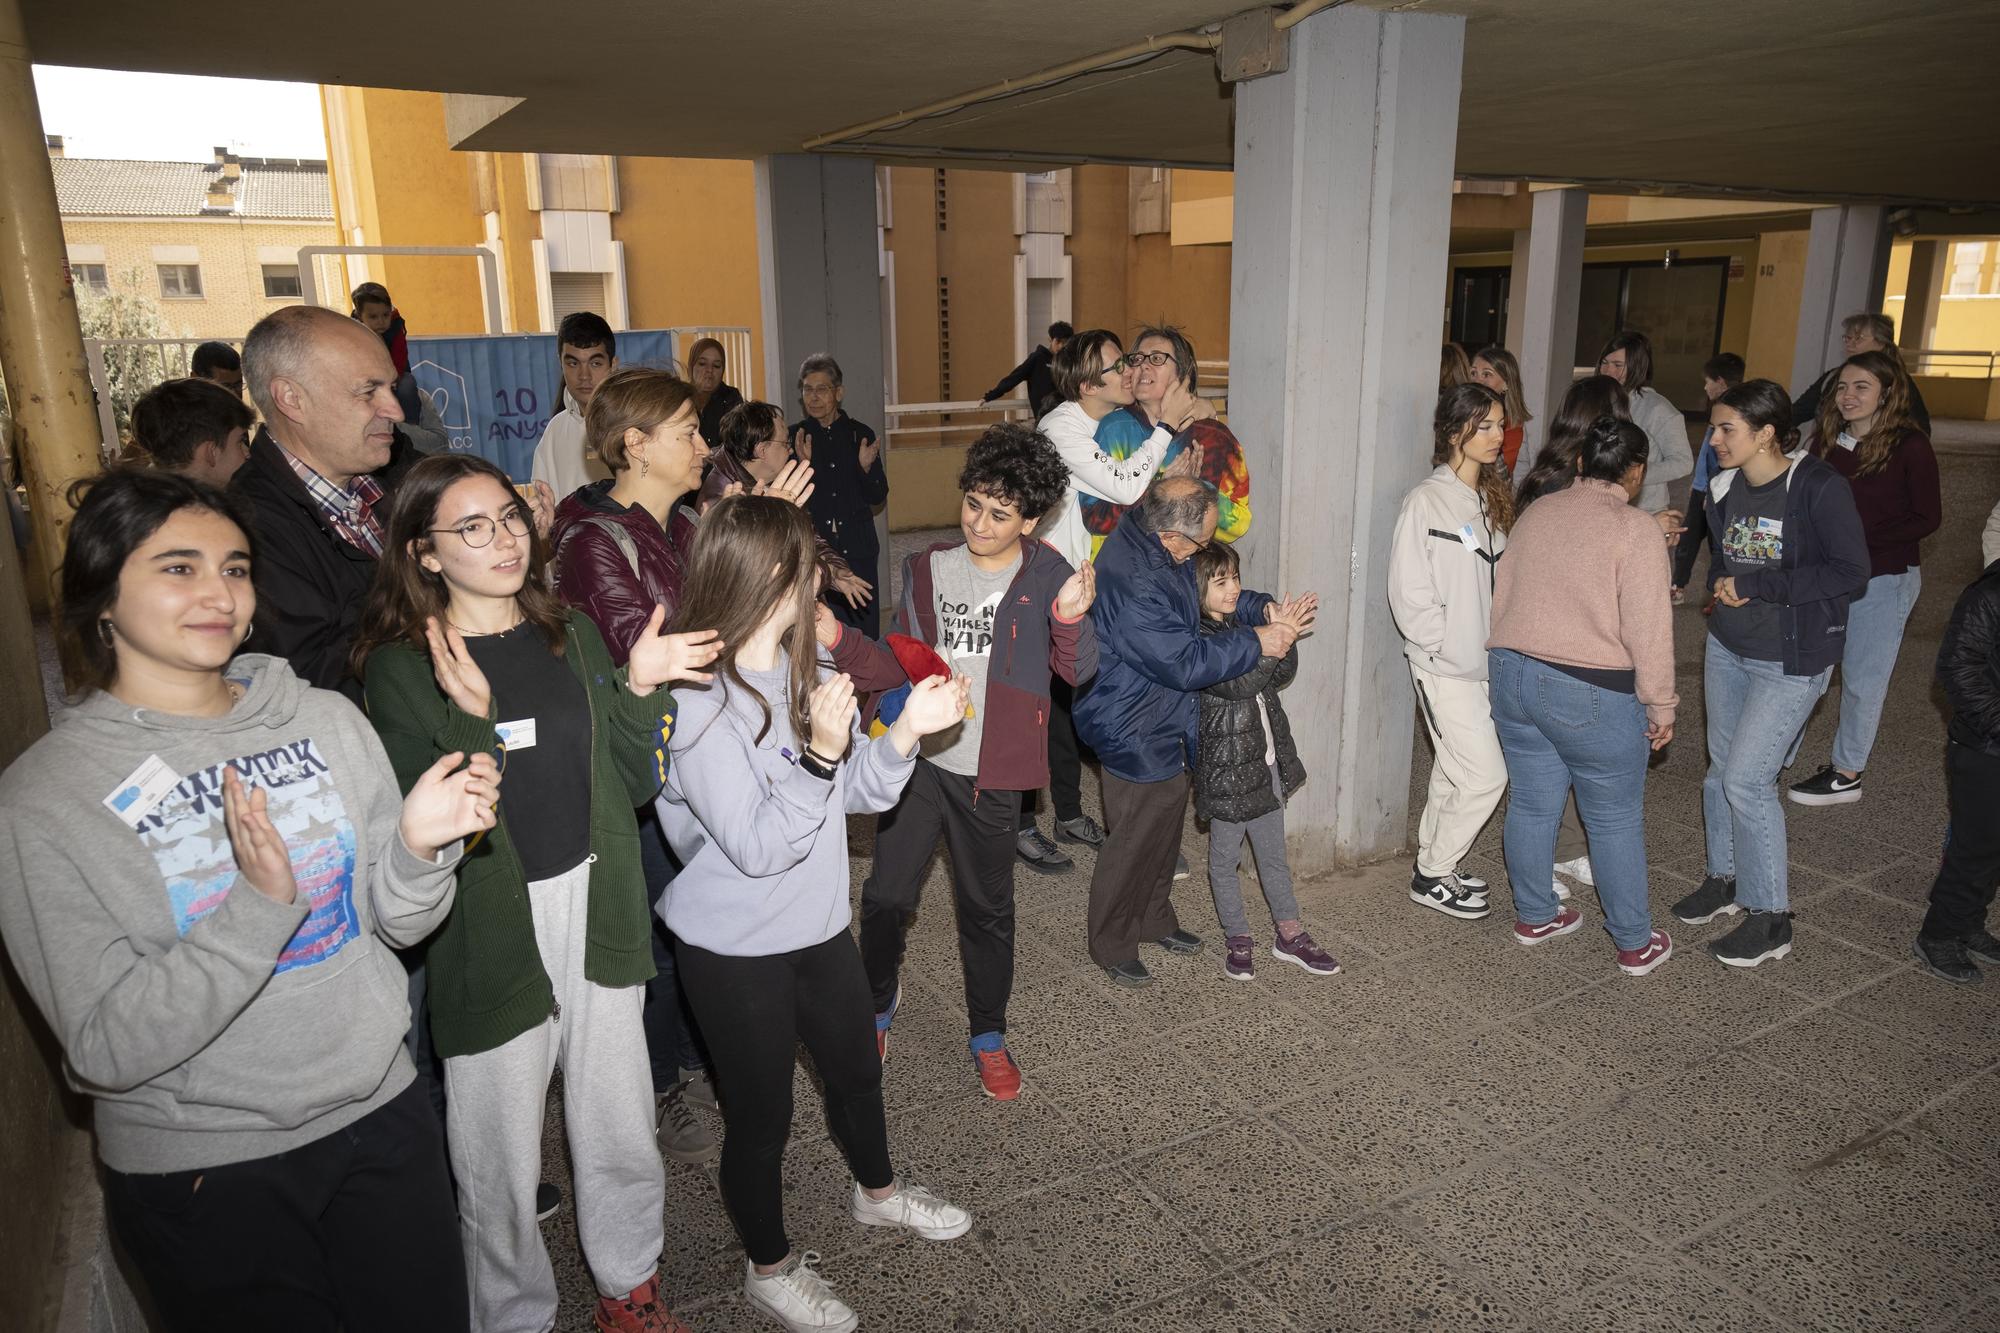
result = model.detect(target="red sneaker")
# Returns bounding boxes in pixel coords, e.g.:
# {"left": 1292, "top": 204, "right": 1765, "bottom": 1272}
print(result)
{"left": 971, "top": 1043, "right": 1022, "bottom": 1100}
{"left": 594, "top": 1275, "right": 692, "bottom": 1333}
{"left": 1513, "top": 905, "right": 1583, "bottom": 946}
{"left": 1617, "top": 929, "right": 1675, "bottom": 977}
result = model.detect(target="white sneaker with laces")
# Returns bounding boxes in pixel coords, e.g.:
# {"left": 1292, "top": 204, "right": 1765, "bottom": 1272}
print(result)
{"left": 745, "top": 1252, "right": 856, "bottom": 1333}
{"left": 1553, "top": 856, "right": 1594, "bottom": 887}
{"left": 850, "top": 1180, "right": 972, "bottom": 1240}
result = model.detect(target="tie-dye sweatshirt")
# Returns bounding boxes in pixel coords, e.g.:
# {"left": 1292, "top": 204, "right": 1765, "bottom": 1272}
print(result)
{"left": 1080, "top": 410, "right": 1253, "bottom": 558}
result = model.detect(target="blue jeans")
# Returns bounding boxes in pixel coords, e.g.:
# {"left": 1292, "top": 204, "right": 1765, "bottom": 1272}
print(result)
{"left": 1702, "top": 637, "right": 1832, "bottom": 912}
{"left": 1831, "top": 568, "right": 1921, "bottom": 774}
{"left": 1488, "top": 649, "right": 1655, "bottom": 950}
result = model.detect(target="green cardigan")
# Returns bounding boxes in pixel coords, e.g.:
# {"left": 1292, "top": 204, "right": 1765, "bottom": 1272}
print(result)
{"left": 363, "top": 611, "right": 674, "bottom": 1058}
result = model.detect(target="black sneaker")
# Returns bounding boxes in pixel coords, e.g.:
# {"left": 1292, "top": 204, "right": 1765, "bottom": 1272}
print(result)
{"left": 1964, "top": 928, "right": 2000, "bottom": 967}
{"left": 1672, "top": 874, "right": 1741, "bottom": 925}
{"left": 1409, "top": 870, "right": 1490, "bottom": 920}
{"left": 1056, "top": 815, "right": 1107, "bottom": 847}
{"left": 1914, "top": 935, "right": 1982, "bottom": 986}
{"left": 1016, "top": 826, "right": 1074, "bottom": 874}
{"left": 1788, "top": 765, "right": 1863, "bottom": 806}
{"left": 536, "top": 1182, "right": 562, "bottom": 1221}
{"left": 1709, "top": 910, "right": 1793, "bottom": 968}
{"left": 1103, "top": 958, "right": 1154, "bottom": 988}
{"left": 1156, "top": 927, "right": 1202, "bottom": 955}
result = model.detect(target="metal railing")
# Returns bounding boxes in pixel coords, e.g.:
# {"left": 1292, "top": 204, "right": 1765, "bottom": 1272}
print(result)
{"left": 886, "top": 358, "right": 1232, "bottom": 448}
{"left": 1906, "top": 348, "right": 2000, "bottom": 379}
{"left": 82, "top": 338, "right": 237, "bottom": 455}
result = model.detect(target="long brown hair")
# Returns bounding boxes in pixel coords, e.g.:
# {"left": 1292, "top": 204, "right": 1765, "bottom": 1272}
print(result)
{"left": 1434, "top": 383, "right": 1516, "bottom": 534}
{"left": 671, "top": 494, "right": 821, "bottom": 745}
{"left": 1439, "top": 342, "right": 1472, "bottom": 393}
{"left": 1813, "top": 349, "right": 1920, "bottom": 478}
{"left": 349, "top": 453, "right": 568, "bottom": 679}
{"left": 585, "top": 367, "right": 696, "bottom": 472}
{"left": 1517, "top": 374, "right": 1632, "bottom": 509}
{"left": 1471, "top": 345, "right": 1531, "bottom": 426}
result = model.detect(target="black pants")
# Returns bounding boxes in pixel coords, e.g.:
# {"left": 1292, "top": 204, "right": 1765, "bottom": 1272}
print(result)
{"left": 827, "top": 548, "right": 882, "bottom": 639}
{"left": 1921, "top": 740, "right": 2000, "bottom": 940}
{"left": 1671, "top": 493, "right": 1714, "bottom": 589}
{"left": 638, "top": 803, "right": 710, "bottom": 1092}
{"left": 1087, "top": 771, "right": 1190, "bottom": 968}
{"left": 860, "top": 759, "right": 1022, "bottom": 1038}
{"left": 1019, "top": 676, "right": 1084, "bottom": 828}
{"left": 103, "top": 1078, "right": 466, "bottom": 1333}
{"left": 676, "top": 933, "right": 894, "bottom": 1266}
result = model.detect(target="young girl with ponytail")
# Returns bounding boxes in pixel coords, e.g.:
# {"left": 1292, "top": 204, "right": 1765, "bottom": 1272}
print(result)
{"left": 1389, "top": 384, "right": 1516, "bottom": 919}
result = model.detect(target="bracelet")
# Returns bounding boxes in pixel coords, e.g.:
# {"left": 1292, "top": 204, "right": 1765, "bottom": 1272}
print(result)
{"left": 798, "top": 748, "right": 838, "bottom": 781}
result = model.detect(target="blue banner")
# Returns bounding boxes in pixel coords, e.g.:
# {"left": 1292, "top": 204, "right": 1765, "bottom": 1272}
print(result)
{"left": 406, "top": 331, "right": 680, "bottom": 481}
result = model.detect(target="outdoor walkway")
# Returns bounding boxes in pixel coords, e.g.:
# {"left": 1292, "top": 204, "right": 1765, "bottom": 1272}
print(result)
{"left": 542, "top": 436, "right": 2000, "bottom": 1331}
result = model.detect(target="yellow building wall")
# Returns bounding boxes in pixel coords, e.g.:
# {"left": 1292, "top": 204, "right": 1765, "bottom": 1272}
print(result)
{"left": 493, "top": 152, "right": 541, "bottom": 334}
{"left": 1126, "top": 232, "right": 1231, "bottom": 364}
{"left": 612, "top": 158, "right": 765, "bottom": 388}
{"left": 938, "top": 169, "right": 1019, "bottom": 403}
{"left": 63, "top": 216, "right": 337, "bottom": 340}
{"left": 884, "top": 167, "right": 942, "bottom": 405}
{"left": 1743, "top": 230, "right": 1809, "bottom": 384}
{"left": 1067, "top": 165, "right": 1129, "bottom": 336}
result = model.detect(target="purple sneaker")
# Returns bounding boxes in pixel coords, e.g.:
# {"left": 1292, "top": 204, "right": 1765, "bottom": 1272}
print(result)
{"left": 1272, "top": 930, "right": 1341, "bottom": 976}
{"left": 1224, "top": 935, "right": 1256, "bottom": 981}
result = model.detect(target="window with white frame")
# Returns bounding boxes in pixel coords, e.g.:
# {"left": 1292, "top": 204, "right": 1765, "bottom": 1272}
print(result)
{"left": 262, "top": 264, "right": 302, "bottom": 299}
{"left": 158, "top": 264, "right": 203, "bottom": 299}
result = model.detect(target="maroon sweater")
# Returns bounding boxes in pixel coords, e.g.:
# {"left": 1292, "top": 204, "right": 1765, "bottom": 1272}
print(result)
{"left": 1816, "top": 429, "right": 1941, "bottom": 578}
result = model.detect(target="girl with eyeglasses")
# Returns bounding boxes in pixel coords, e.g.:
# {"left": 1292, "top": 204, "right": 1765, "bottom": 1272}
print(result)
{"left": 352, "top": 452, "right": 722, "bottom": 1333}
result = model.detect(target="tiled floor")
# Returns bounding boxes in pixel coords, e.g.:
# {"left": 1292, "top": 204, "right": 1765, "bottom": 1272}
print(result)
{"left": 543, "top": 436, "right": 2000, "bottom": 1331}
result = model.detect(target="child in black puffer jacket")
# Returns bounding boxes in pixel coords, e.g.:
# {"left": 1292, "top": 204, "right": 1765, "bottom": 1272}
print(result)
{"left": 1193, "top": 543, "right": 1339, "bottom": 982}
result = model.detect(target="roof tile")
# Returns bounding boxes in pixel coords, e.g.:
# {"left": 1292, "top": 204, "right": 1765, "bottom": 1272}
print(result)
{"left": 52, "top": 157, "right": 332, "bottom": 221}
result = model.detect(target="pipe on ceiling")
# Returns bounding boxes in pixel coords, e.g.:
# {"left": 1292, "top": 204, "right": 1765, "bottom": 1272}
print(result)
{"left": 802, "top": 0, "right": 1348, "bottom": 153}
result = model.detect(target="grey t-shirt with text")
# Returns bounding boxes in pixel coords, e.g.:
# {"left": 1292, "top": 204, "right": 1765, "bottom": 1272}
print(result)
{"left": 921, "top": 546, "right": 1020, "bottom": 776}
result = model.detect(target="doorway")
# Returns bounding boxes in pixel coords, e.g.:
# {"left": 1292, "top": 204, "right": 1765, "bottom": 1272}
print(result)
{"left": 1574, "top": 258, "right": 1728, "bottom": 412}
{"left": 1450, "top": 266, "right": 1511, "bottom": 350}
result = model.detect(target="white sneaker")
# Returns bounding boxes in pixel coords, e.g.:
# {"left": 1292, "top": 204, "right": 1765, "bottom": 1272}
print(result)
{"left": 850, "top": 1180, "right": 972, "bottom": 1240}
{"left": 1553, "top": 856, "right": 1594, "bottom": 887}
{"left": 745, "top": 1252, "right": 857, "bottom": 1333}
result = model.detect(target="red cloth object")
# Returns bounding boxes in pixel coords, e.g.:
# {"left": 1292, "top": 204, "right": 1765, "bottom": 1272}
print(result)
{"left": 886, "top": 633, "right": 948, "bottom": 684}
{"left": 386, "top": 315, "right": 411, "bottom": 377}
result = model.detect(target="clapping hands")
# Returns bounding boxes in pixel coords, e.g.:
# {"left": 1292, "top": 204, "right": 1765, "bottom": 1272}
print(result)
{"left": 1255, "top": 593, "right": 1319, "bottom": 657}
{"left": 626, "top": 605, "right": 723, "bottom": 695}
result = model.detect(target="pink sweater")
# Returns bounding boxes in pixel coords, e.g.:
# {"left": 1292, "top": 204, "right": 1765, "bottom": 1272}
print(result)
{"left": 1488, "top": 479, "right": 1679, "bottom": 727}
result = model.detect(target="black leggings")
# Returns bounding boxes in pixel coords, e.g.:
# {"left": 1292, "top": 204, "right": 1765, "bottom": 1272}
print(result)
{"left": 676, "top": 932, "right": 894, "bottom": 1265}
{"left": 1672, "top": 494, "right": 1714, "bottom": 589}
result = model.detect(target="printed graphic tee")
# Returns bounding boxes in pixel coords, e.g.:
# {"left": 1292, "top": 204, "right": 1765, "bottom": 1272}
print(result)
{"left": 1712, "top": 468, "right": 1789, "bottom": 662}
{"left": 921, "top": 545, "right": 1020, "bottom": 776}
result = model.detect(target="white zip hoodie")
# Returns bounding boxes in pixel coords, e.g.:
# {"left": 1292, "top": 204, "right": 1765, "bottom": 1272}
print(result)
{"left": 1388, "top": 464, "right": 1508, "bottom": 681}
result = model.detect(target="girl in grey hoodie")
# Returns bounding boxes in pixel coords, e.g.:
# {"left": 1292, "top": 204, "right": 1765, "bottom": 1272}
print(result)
{"left": 657, "top": 496, "right": 973, "bottom": 1333}
{"left": 0, "top": 470, "right": 496, "bottom": 1333}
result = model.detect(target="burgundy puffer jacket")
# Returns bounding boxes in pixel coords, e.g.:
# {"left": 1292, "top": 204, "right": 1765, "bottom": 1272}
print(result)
{"left": 550, "top": 479, "right": 699, "bottom": 666}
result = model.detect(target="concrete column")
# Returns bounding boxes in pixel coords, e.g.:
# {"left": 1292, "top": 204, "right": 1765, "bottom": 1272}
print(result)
{"left": 753, "top": 154, "right": 885, "bottom": 432}
{"left": 754, "top": 153, "right": 888, "bottom": 547}
{"left": 0, "top": 0, "right": 104, "bottom": 603}
{"left": 1899, "top": 238, "right": 1946, "bottom": 353}
{"left": 1503, "top": 225, "right": 1532, "bottom": 354}
{"left": 1512, "top": 188, "right": 1588, "bottom": 469}
{"left": 1227, "top": 3, "right": 1465, "bottom": 870}
{"left": 1790, "top": 204, "right": 1889, "bottom": 395}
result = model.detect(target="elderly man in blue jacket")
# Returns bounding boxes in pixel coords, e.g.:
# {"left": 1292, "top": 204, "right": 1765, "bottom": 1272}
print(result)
{"left": 1073, "top": 476, "right": 1312, "bottom": 985}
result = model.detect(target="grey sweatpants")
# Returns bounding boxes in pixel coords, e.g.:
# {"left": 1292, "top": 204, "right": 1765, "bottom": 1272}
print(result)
{"left": 444, "top": 858, "right": 665, "bottom": 1333}
{"left": 1206, "top": 768, "right": 1302, "bottom": 939}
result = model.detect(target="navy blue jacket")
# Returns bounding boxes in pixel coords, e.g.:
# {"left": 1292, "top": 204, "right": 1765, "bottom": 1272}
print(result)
{"left": 1704, "top": 450, "right": 1870, "bottom": 676}
{"left": 1073, "top": 509, "right": 1273, "bottom": 783}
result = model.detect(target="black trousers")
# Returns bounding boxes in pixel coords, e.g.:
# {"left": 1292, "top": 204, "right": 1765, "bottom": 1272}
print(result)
{"left": 860, "top": 759, "right": 1022, "bottom": 1038}
{"left": 1019, "top": 676, "right": 1084, "bottom": 828}
{"left": 102, "top": 1078, "right": 466, "bottom": 1333}
{"left": 1921, "top": 740, "right": 2000, "bottom": 940}
{"left": 1087, "top": 771, "right": 1191, "bottom": 968}
{"left": 826, "top": 548, "right": 882, "bottom": 639}
{"left": 676, "top": 932, "right": 894, "bottom": 1266}
{"left": 638, "top": 803, "right": 710, "bottom": 1092}
{"left": 1671, "top": 494, "right": 1714, "bottom": 589}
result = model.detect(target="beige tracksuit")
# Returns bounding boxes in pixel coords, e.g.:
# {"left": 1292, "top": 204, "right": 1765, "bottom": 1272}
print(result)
{"left": 1389, "top": 465, "right": 1510, "bottom": 879}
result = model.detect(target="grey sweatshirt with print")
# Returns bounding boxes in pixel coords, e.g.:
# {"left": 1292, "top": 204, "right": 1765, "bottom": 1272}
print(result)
{"left": 0, "top": 655, "right": 462, "bottom": 1172}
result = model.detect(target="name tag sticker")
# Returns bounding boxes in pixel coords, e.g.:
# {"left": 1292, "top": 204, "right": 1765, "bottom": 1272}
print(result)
{"left": 495, "top": 718, "right": 538, "bottom": 751}
{"left": 1755, "top": 518, "right": 1784, "bottom": 537}
{"left": 103, "top": 755, "right": 182, "bottom": 829}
